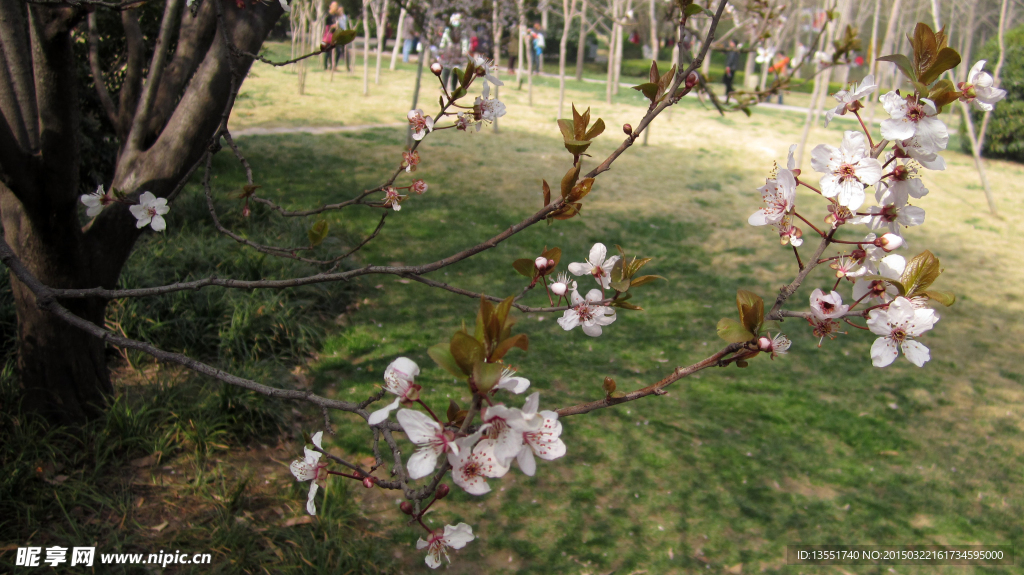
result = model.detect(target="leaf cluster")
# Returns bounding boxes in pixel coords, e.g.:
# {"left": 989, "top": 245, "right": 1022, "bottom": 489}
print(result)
{"left": 867, "top": 250, "right": 954, "bottom": 306}
{"left": 512, "top": 247, "right": 562, "bottom": 278}
{"left": 606, "top": 245, "right": 663, "bottom": 310}
{"left": 428, "top": 296, "right": 528, "bottom": 392}
{"left": 632, "top": 61, "right": 680, "bottom": 105}
{"left": 542, "top": 163, "right": 594, "bottom": 221}
{"left": 556, "top": 104, "right": 605, "bottom": 161}
{"left": 877, "top": 24, "right": 961, "bottom": 109}
{"left": 717, "top": 290, "right": 765, "bottom": 343}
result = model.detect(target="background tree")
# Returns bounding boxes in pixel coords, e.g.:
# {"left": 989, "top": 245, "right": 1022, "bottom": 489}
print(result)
{"left": 0, "top": 0, "right": 283, "bottom": 423}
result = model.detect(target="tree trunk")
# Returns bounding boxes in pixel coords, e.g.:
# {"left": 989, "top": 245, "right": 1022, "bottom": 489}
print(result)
{"left": 0, "top": 1, "right": 281, "bottom": 423}
{"left": 559, "top": 0, "right": 575, "bottom": 118}
{"left": 575, "top": 0, "right": 587, "bottom": 80}
{"left": 390, "top": 7, "right": 405, "bottom": 71}
{"left": 373, "top": 0, "right": 388, "bottom": 84}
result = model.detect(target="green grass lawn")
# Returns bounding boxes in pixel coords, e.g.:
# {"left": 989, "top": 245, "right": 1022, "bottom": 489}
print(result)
{"left": 4, "top": 43, "right": 1024, "bottom": 574}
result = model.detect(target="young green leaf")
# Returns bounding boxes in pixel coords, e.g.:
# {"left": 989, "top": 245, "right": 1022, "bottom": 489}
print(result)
{"left": 877, "top": 54, "right": 917, "bottom": 82}
{"left": 450, "top": 332, "right": 484, "bottom": 375}
{"left": 429, "top": 343, "right": 466, "bottom": 377}
{"left": 490, "top": 333, "right": 529, "bottom": 362}
{"left": 717, "top": 318, "right": 755, "bottom": 343}
{"left": 901, "top": 250, "right": 941, "bottom": 296}
{"left": 472, "top": 361, "right": 504, "bottom": 392}
{"left": 513, "top": 258, "right": 537, "bottom": 277}
{"left": 629, "top": 275, "right": 665, "bottom": 288}
{"left": 307, "top": 220, "right": 329, "bottom": 247}
{"left": 922, "top": 289, "right": 955, "bottom": 306}
{"left": 736, "top": 289, "right": 764, "bottom": 335}
{"left": 919, "top": 47, "right": 961, "bottom": 86}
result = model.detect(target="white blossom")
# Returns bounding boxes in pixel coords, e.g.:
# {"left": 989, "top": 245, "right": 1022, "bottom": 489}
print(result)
{"left": 408, "top": 109, "right": 434, "bottom": 141}
{"left": 824, "top": 74, "right": 877, "bottom": 127}
{"left": 748, "top": 168, "right": 796, "bottom": 226}
{"left": 512, "top": 392, "right": 566, "bottom": 476}
{"left": 959, "top": 60, "right": 1007, "bottom": 111}
{"left": 129, "top": 192, "right": 169, "bottom": 231}
{"left": 549, "top": 272, "right": 577, "bottom": 297}
{"left": 866, "top": 297, "right": 939, "bottom": 367}
{"left": 80, "top": 184, "right": 113, "bottom": 217}
{"left": 397, "top": 409, "right": 457, "bottom": 480}
{"left": 367, "top": 357, "right": 420, "bottom": 425}
{"left": 567, "top": 243, "right": 620, "bottom": 289}
{"left": 810, "top": 131, "right": 882, "bottom": 210}
{"left": 879, "top": 92, "right": 948, "bottom": 156}
{"left": 494, "top": 365, "right": 530, "bottom": 394}
{"left": 447, "top": 432, "right": 509, "bottom": 495}
{"left": 810, "top": 288, "right": 849, "bottom": 320}
{"left": 417, "top": 523, "right": 475, "bottom": 569}
{"left": 289, "top": 431, "right": 326, "bottom": 515}
{"left": 853, "top": 253, "right": 905, "bottom": 303}
{"left": 557, "top": 288, "right": 616, "bottom": 337}
{"left": 473, "top": 55, "right": 504, "bottom": 88}
{"left": 757, "top": 332, "right": 791, "bottom": 359}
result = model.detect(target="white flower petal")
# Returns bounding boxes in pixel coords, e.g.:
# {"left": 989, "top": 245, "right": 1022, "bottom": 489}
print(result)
{"left": 870, "top": 337, "right": 899, "bottom": 367}
{"left": 516, "top": 445, "right": 536, "bottom": 476}
{"left": 901, "top": 340, "right": 931, "bottom": 367}
{"left": 367, "top": 398, "right": 400, "bottom": 425}
{"left": 397, "top": 408, "right": 441, "bottom": 444}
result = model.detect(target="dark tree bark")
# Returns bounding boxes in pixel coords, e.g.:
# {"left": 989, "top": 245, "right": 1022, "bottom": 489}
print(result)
{"left": 0, "top": 0, "right": 282, "bottom": 424}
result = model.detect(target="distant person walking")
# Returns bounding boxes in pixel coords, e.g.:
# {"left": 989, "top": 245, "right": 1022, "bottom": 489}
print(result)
{"left": 723, "top": 39, "right": 739, "bottom": 103}
{"left": 768, "top": 52, "right": 790, "bottom": 104}
{"left": 401, "top": 14, "right": 418, "bottom": 63}
{"left": 530, "top": 23, "right": 545, "bottom": 74}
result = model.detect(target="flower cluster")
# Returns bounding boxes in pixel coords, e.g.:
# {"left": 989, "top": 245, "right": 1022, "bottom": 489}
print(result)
{"left": 745, "top": 45, "right": 1004, "bottom": 368}
{"left": 79, "top": 187, "right": 170, "bottom": 232}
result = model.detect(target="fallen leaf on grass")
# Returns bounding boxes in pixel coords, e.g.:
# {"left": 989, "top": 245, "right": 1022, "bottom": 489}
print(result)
{"left": 151, "top": 521, "right": 169, "bottom": 532}
{"left": 283, "top": 516, "right": 315, "bottom": 527}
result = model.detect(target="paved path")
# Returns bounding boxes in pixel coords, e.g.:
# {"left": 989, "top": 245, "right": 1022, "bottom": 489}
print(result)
{"left": 232, "top": 123, "right": 406, "bottom": 137}
{"left": 229, "top": 75, "right": 856, "bottom": 137}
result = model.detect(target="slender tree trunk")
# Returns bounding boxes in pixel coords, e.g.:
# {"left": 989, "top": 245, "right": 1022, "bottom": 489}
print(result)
{"left": 559, "top": 0, "right": 576, "bottom": 118}
{"left": 613, "top": 0, "right": 630, "bottom": 95}
{"left": 700, "top": 17, "right": 712, "bottom": 77}
{"left": 493, "top": 0, "right": 503, "bottom": 68}
{"left": 390, "top": 7, "right": 405, "bottom": 70}
{"left": 517, "top": 0, "right": 526, "bottom": 86}
{"left": 373, "top": 0, "right": 388, "bottom": 84}
{"left": 648, "top": 0, "right": 657, "bottom": 63}
{"left": 363, "top": 0, "right": 371, "bottom": 95}
{"left": 606, "top": 22, "right": 617, "bottom": 102}
{"left": 575, "top": 0, "right": 588, "bottom": 80}
{"left": 743, "top": 49, "right": 756, "bottom": 89}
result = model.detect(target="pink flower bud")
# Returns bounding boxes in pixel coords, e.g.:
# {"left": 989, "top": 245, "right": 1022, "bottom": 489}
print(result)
{"left": 685, "top": 71, "right": 699, "bottom": 89}
{"left": 876, "top": 233, "right": 903, "bottom": 252}
{"left": 435, "top": 484, "right": 450, "bottom": 499}
{"left": 362, "top": 476, "right": 375, "bottom": 489}
{"left": 242, "top": 203, "right": 251, "bottom": 218}
{"left": 623, "top": 123, "right": 633, "bottom": 135}
{"left": 412, "top": 179, "right": 428, "bottom": 194}
{"left": 400, "top": 501, "right": 415, "bottom": 515}
{"left": 430, "top": 62, "right": 443, "bottom": 76}
{"left": 550, "top": 282, "right": 567, "bottom": 296}
{"left": 758, "top": 337, "right": 772, "bottom": 352}
{"left": 535, "top": 257, "right": 549, "bottom": 270}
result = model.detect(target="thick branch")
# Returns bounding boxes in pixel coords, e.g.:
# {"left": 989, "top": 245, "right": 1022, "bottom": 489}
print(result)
{"left": 87, "top": 12, "right": 118, "bottom": 127}
{"left": 126, "top": 0, "right": 184, "bottom": 151}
